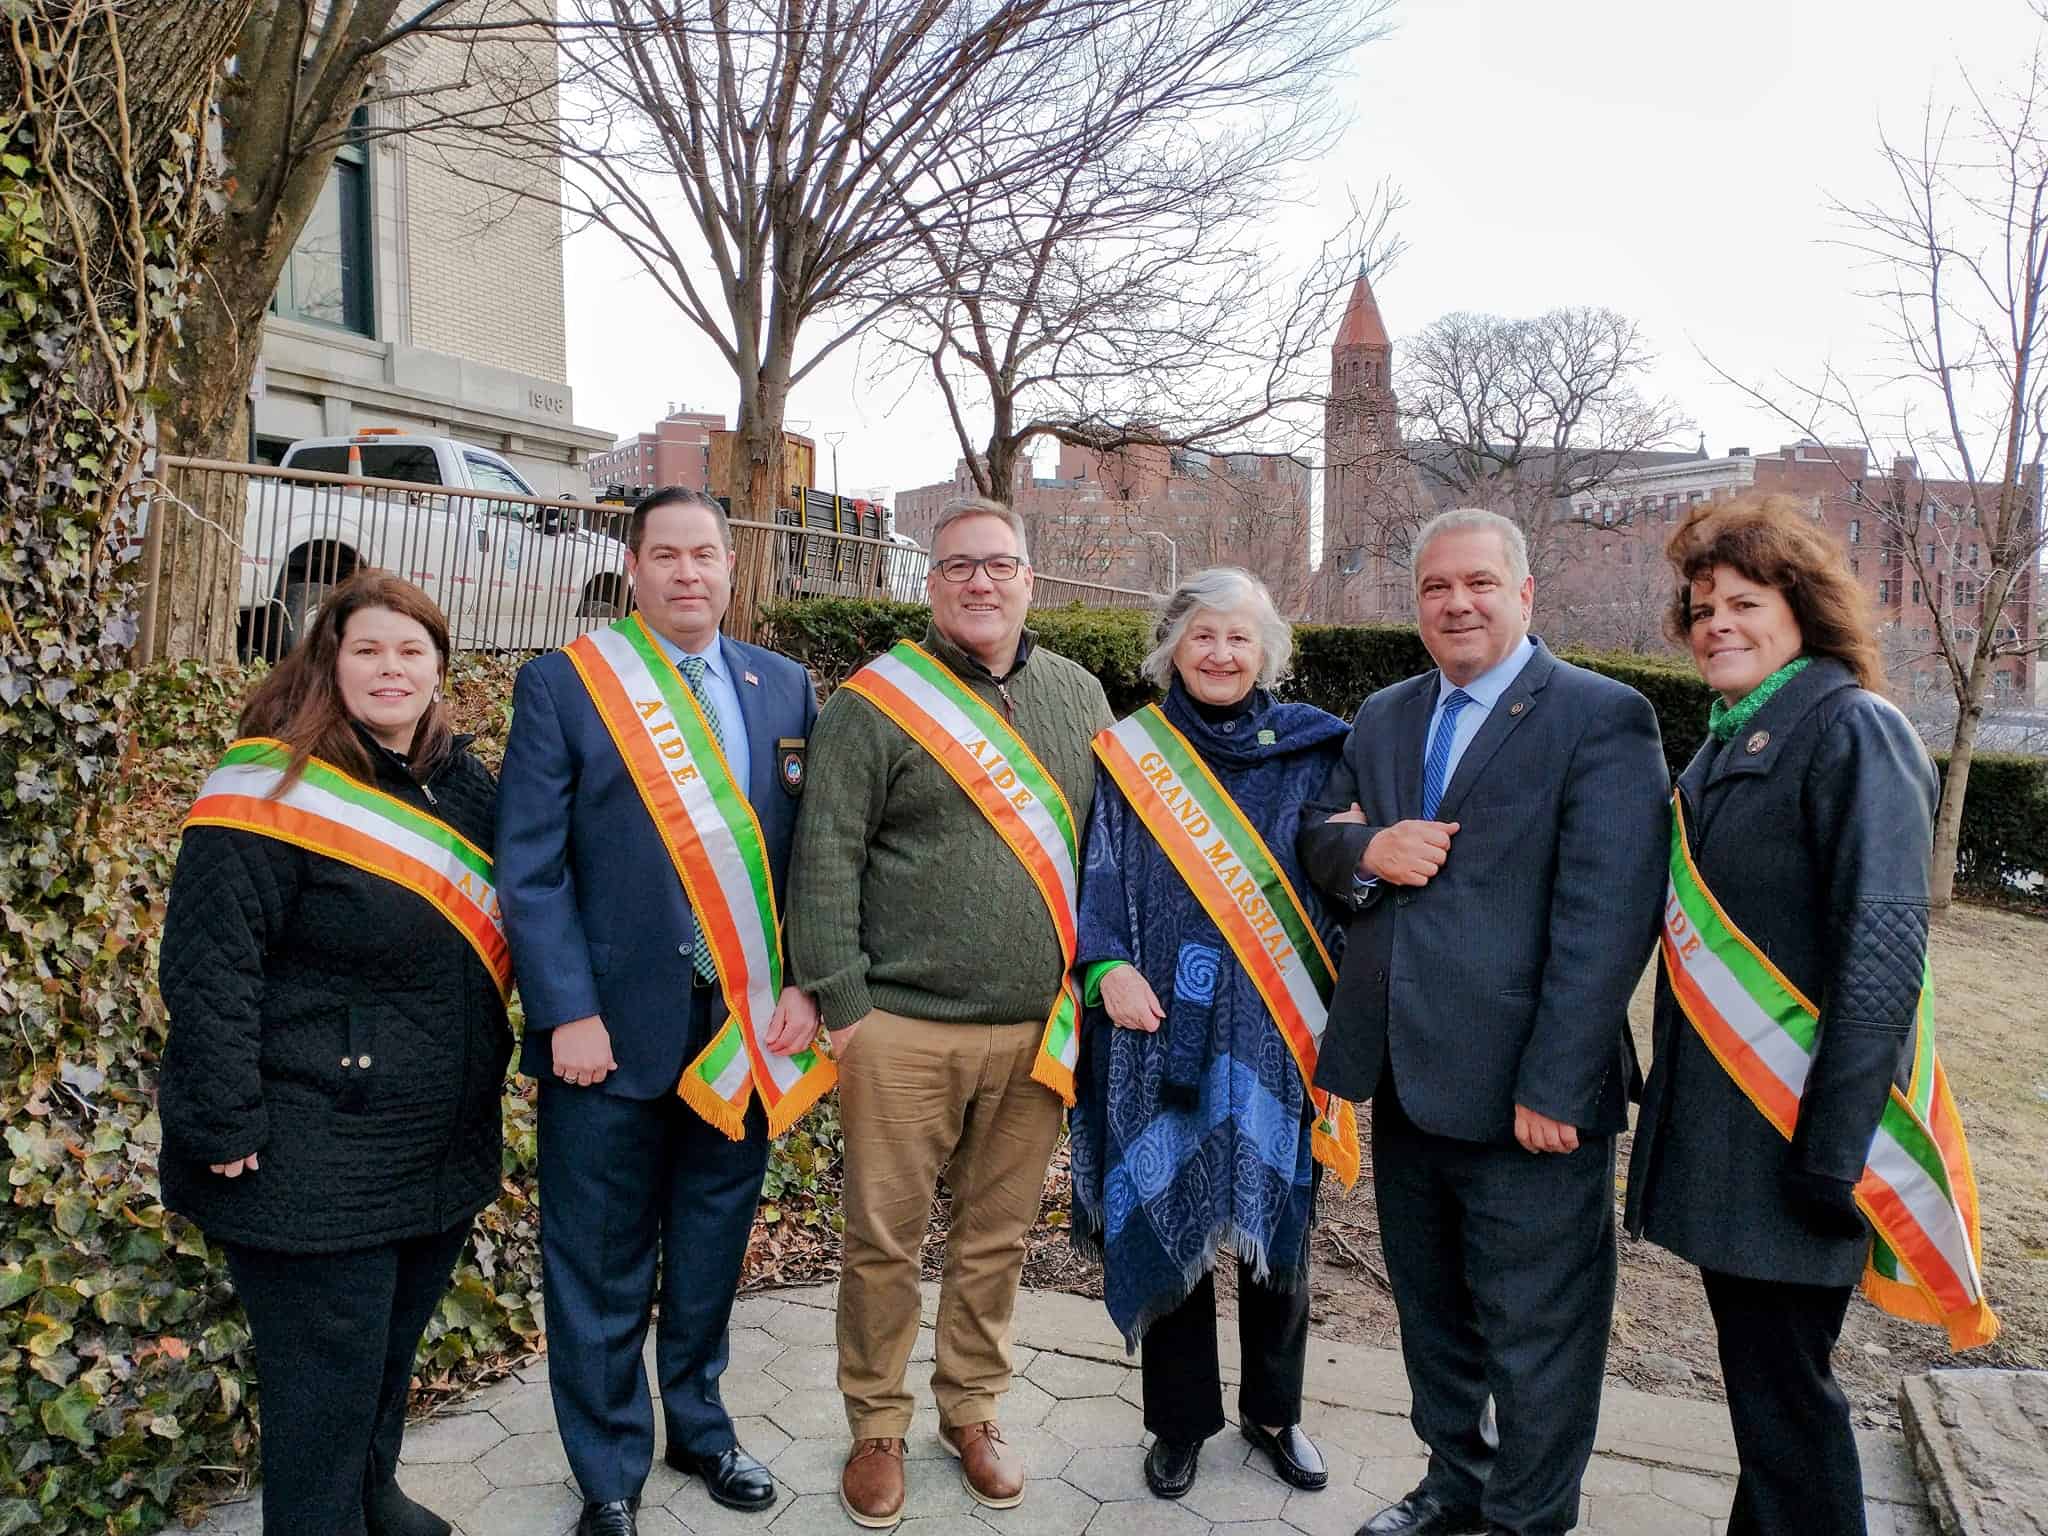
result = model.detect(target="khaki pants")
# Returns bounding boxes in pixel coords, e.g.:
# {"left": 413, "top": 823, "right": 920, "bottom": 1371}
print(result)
{"left": 835, "top": 1011, "right": 1064, "bottom": 1438}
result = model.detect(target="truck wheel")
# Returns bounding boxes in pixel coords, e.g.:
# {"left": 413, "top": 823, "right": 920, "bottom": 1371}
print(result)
{"left": 577, "top": 577, "right": 625, "bottom": 620}
{"left": 280, "top": 579, "right": 333, "bottom": 652}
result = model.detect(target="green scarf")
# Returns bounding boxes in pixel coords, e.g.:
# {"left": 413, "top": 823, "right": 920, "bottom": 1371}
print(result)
{"left": 1708, "top": 655, "right": 1811, "bottom": 742}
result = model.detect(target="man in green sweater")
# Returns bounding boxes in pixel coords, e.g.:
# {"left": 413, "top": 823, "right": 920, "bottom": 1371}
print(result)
{"left": 788, "top": 498, "right": 1115, "bottom": 1530}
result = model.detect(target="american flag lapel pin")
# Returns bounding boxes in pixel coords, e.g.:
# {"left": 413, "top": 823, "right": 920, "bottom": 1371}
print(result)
{"left": 743, "top": 670, "right": 760, "bottom": 687}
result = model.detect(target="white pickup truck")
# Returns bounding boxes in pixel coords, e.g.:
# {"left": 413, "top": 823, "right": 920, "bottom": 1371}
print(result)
{"left": 241, "top": 432, "right": 629, "bottom": 654}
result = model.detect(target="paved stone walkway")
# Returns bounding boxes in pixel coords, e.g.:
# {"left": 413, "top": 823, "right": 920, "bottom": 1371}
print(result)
{"left": 192, "top": 1283, "right": 1935, "bottom": 1536}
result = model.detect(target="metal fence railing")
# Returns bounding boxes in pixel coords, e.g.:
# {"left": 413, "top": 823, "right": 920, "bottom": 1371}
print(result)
{"left": 136, "top": 459, "right": 1158, "bottom": 664}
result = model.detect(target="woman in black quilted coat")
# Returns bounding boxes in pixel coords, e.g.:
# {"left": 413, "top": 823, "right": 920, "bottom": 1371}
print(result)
{"left": 1624, "top": 493, "right": 1937, "bottom": 1536}
{"left": 159, "top": 571, "right": 511, "bottom": 1536}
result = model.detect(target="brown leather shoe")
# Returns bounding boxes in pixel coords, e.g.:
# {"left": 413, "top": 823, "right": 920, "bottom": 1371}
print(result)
{"left": 839, "top": 1438, "right": 906, "bottom": 1529}
{"left": 941, "top": 1421, "right": 1024, "bottom": 1509}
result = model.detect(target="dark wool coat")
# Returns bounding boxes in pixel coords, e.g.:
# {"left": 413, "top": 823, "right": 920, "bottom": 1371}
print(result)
{"left": 158, "top": 732, "right": 512, "bottom": 1253}
{"left": 1624, "top": 659, "right": 1938, "bottom": 1286}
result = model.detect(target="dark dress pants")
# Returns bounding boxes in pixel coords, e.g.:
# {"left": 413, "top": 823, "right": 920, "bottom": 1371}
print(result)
{"left": 225, "top": 1218, "right": 473, "bottom": 1536}
{"left": 537, "top": 987, "right": 770, "bottom": 1503}
{"left": 1373, "top": 1080, "right": 1615, "bottom": 1536}
{"left": 1701, "top": 1269, "right": 1866, "bottom": 1536}
{"left": 1140, "top": 1254, "right": 1312, "bottom": 1443}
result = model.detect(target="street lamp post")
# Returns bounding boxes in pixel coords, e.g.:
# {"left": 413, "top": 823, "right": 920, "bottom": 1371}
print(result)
{"left": 1141, "top": 529, "right": 1179, "bottom": 591}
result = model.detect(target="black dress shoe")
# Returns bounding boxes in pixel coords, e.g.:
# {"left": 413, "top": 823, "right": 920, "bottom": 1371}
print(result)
{"left": 666, "top": 1443, "right": 777, "bottom": 1511}
{"left": 1241, "top": 1422, "right": 1328, "bottom": 1491}
{"left": 365, "top": 1478, "right": 452, "bottom": 1536}
{"left": 576, "top": 1498, "right": 638, "bottom": 1536}
{"left": 1357, "top": 1484, "right": 1487, "bottom": 1536}
{"left": 1144, "top": 1437, "right": 1202, "bottom": 1498}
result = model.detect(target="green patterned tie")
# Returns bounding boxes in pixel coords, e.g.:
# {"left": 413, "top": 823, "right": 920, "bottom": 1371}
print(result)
{"left": 677, "top": 653, "right": 725, "bottom": 983}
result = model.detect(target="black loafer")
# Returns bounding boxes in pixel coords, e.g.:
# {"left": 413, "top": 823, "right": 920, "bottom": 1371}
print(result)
{"left": 1144, "top": 1437, "right": 1202, "bottom": 1499}
{"left": 1357, "top": 1485, "right": 1487, "bottom": 1536}
{"left": 576, "top": 1498, "right": 638, "bottom": 1536}
{"left": 666, "top": 1443, "right": 777, "bottom": 1511}
{"left": 1242, "top": 1421, "right": 1328, "bottom": 1490}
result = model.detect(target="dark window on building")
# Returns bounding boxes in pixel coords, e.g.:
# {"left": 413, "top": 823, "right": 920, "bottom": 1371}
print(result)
{"left": 1913, "top": 579, "right": 1923, "bottom": 603}
{"left": 272, "top": 108, "right": 372, "bottom": 335}
{"left": 1877, "top": 578, "right": 1889, "bottom": 603}
{"left": 1848, "top": 518, "right": 1862, "bottom": 543}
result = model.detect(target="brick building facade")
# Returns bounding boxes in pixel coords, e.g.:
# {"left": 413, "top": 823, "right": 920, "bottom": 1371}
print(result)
{"left": 585, "top": 406, "right": 725, "bottom": 496}
{"left": 893, "top": 442, "right": 1315, "bottom": 611}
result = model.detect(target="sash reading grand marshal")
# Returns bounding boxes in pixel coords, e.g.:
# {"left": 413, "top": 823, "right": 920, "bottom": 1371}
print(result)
{"left": 1663, "top": 794, "right": 1997, "bottom": 1349}
{"left": 185, "top": 738, "right": 512, "bottom": 999}
{"left": 840, "top": 640, "right": 1084, "bottom": 1103}
{"left": 564, "top": 616, "right": 834, "bottom": 1138}
{"left": 1093, "top": 706, "right": 1362, "bottom": 1187}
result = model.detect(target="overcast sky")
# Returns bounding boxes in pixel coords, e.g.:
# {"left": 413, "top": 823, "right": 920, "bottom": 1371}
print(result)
{"left": 560, "top": 0, "right": 2044, "bottom": 508}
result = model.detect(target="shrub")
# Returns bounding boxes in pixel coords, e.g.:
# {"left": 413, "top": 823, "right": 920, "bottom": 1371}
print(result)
{"left": 1934, "top": 752, "right": 2048, "bottom": 908}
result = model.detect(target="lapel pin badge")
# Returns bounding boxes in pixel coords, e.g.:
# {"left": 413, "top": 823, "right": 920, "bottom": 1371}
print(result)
{"left": 1746, "top": 729, "right": 1770, "bottom": 755}
{"left": 1508, "top": 700, "right": 1526, "bottom": 716}
{"left": 743, "top": 670, "right": 760, "bottom": 687}
{"left": 1257, "top": 728, "right": 1276, "bottom": 745}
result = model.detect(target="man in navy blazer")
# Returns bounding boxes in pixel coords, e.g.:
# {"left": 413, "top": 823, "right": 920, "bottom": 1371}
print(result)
{"left": 497, "top": 486, "right": 820, "bottom": 1536}
{"left": 1299, "top": 509, "right": 1668, "bottom": 1536}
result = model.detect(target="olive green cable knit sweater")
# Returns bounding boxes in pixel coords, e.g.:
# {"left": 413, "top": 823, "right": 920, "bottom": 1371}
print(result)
{"left": 787, "top": 624, "right": 1115, "bottom": 1031}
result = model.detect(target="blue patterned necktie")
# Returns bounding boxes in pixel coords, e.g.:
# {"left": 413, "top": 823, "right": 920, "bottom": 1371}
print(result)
{"left": 1421, "top": 688, "right": 1475, "bottom": 821}
{"left": 677, "top": 653, "right": 725, "bottom": 982}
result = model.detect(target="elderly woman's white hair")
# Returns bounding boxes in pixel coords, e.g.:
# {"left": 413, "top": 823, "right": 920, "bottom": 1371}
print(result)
{"left": 1140, "top": 566, "right": 1294, "bottom": 692}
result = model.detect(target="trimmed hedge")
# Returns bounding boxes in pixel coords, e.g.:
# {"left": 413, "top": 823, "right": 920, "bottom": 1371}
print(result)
{"left": 1935, "top": 752, "right": 2048, "bottom": 907}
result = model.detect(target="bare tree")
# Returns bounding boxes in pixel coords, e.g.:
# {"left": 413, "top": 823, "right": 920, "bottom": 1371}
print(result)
{"left": 1707, "top": 38, "right": 2048, "bottom": 904}
{"left": 858, "top": 0, "right": 1396, "bottom": 499}
{"left": 1390, "top": 307, "right": 1694, "bottom": 590}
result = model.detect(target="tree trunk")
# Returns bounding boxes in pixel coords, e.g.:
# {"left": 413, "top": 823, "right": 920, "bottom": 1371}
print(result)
{"left": 1929, "top": 643, "right": 1999, "bottom": 907}
{"left": 726, "top": 397, "right": 791, "bottom": 644}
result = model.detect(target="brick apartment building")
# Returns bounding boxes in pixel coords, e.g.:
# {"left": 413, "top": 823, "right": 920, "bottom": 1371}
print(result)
{"left": 894, "top": 441, "right": 1315, "bottom": 611}
{"left": 585, "top": 405, "right": 724, "bottom": 497}
{"left": 1566, "top": 445, "right": 2039, "bottom": 703}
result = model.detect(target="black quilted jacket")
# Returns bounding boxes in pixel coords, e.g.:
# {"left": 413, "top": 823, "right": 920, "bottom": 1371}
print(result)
{"left": 1624, "top": 659, "right": 1938, "bottom": 1286}
{"left": 157, "top": 731, "right": 512, "bottom": 1253}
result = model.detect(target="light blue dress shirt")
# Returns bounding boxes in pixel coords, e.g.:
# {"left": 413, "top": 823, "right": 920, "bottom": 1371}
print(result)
{"left": 1421, "top": 635, "right": 1537, "bottom": 797}
{"left": 651, "top": 630, "right": 751, "bottom": 791}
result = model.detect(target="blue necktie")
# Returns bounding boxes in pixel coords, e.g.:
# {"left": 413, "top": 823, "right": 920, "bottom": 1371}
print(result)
{"left": 677, "top": 654, "right": 726, "bottom": 982}
{"left": 1421, "top": 688, "right": 1475, "bottom": 821}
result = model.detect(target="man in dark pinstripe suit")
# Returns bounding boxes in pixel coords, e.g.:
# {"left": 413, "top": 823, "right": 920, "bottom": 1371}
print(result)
{"left": 1298, "top": 509, "right": 1669, "bottom": 1536}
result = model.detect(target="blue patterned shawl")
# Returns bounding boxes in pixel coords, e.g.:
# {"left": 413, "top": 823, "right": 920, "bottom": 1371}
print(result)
{"left": 1069, "top": 682, "right": 1348, "bottom": 1349}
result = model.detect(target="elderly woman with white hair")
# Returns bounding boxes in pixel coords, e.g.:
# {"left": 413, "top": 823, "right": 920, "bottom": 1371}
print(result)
{"left": 1070, "top": 567, "right": 1356, "bottom": 1503}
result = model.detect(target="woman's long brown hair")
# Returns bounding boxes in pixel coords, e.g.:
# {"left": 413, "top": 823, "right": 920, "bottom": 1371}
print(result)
{"left": 237, "top": 571, "right": 455, "bottom": 787}
{"left": 1664, "top": 491, "right": 1886, "bottom": 692}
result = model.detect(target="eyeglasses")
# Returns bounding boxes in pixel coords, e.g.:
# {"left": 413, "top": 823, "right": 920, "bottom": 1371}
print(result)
{"left": 934, "top": 555, "right": 1024, "bottom": 583}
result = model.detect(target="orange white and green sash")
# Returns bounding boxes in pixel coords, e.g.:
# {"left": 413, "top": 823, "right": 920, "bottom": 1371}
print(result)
{"left": 564, "top": 616, "right": 834, "bottom": 1139}
{"left": 1663, "top": 796, "right": 1998, "bottom": 1349}
{"left": 841, "top": 641, "right": 1084, "bottom": 1104}
{"left": 185, "top": 738, "right": 512, "bottom": 999}
{"left": 1094, "top": 707, "right": 1361, "bottom": 1187}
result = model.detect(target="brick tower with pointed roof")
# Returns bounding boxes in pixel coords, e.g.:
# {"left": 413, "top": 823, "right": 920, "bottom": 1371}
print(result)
{"left": 1320, "top": 268, "right": 1401, "bottom": 620}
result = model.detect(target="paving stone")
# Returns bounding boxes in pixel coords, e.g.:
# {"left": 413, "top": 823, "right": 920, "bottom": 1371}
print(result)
{"left": 1652, "top": 1467, "right": 1733, "bottom": 1518}
{"left": 393, "top": 1460, "right": 492, "bottom": 1519}
{"left": 490, "top": 1379, "right": 561, "bottom": 1435}
{"left": 1046, "top": 1395, "right": 1147, "bottom": 1448}
{"left": 906, "top": 1449, "right": 980, "bottom": 1516}
{"left": 1208, "top": 1523, "right": 1296, "bottom": 1536}
{"left": 477, "top": 1431, "right": 574, "bottom": 1488}
{"left": 403, "top": 1409, "right": 510, "bottom": 1464}
{"left": 1297, "top": 1406, "right": 1420, "bottom": 1462}
{"left": 464, "top": 1373, "right": 532, "bottom": 1412}
{"left": 1085, "top": 1497, "right": 1211, "bottom": 1536}
{"left": 458, "top": 1480, "right": 583, "bottom": 1536}
{"left": 769, "top": 1492, "right": 849, "bottom": 1536}
{"left": 1589, "top": 1491, "right": 1713, "bottom": 1535}
{"left": 909, "top": 1406, "right": 951, "bottom": 1456}
{"left": 645, "top": 1456, "right": 689, "bottom": 1508}
{"left": 975, "top": 1475, "right": 1100, "bottom": 1536}
{"left": 764, "top": 1304, "right": 840, "bottom": 1345}
{"left": 769, "top": 1345, "right": 844, "bottom": 1391}
{"left": 996, "top": 1378, "right": 1060, "bottom": 1431}
{"left": 1279, "top": 1479, "right": 1370, "bottom": 1536}
{"left": 735, "top": 1415, "right": 796, "bottom": 1465}
{"left": 730, "top": 1327, "right": 788, "bottom": 1372}
{"left": 771, "top": 1387, "right": 852, "bottom": 1440}
{"left": 1003, "top": 1425, "right": 1079, "bottom": 1480}
{"left": 1580, "top": 1455, "right": 1654, "bottom": 1496}
{"left": 723, "top": 1370, "right": 794, "bottom": 1417}
{"left": 1854, "top": 1427, "right": 1929, "bottom": 1507}
{"left": 666, "top": 1471, "right": 799, "bottom": 1535}
{"left": 899, "top": 1518, "right": 998, "bottom": 1536}
{"left": 1062, "top": 1445, "right": 1154, "bottom": 1503}
{"left": 771, "top": 1435, "right": 856, "bottom": 1495}
{"left": 1867, "top": 1501, "right": 1939, "bottom": 1536}
{"left": 1009, "top": 1345, "right": 1039, "bottom": 1375}
{"left": 637, "top": 1508, "right": 691, "bottom": 1536}
{"left": 1347, "top": 1454, "right": 1428, "bottom": 1508}
{"left": 192, "top": 1496, "right": 263, "bottom": 1534}
{"left": 1178, "top": 1456, "right": 1291, "bottom": 1523}
{"left": 730, "top": 1295, "right": 789, "bottom": 1330}
{"left": 1026, "top": 1352, "right": 1130, "bottom": 1399}
{"left": 517, "top": 1357, "right": 552, "bottom": 1385}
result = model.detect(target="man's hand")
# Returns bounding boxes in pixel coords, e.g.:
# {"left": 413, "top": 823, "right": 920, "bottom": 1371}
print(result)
{"left": 209, "top": 1153, "right": 260, "bottom": 1178}
{"left": 1327, "top": 801, "right": 1368, "bottom": 826}
{"left": 1099, "top": 964, "right": 1165, "bottom": 1032}
{"left": 1514, "top": 1104, "right": 1580, "bottom": 1155}
{"left": 763, "top": 986, "right": 822, "bottom": 1056}
{"left": 826, "top": 1012, "right": 870, "bottom": 1058}
{"left": 1363, "top": 820, "right": 1460, "bottom": 886}
{"left": 552, "top": 1014, "right": 617, "bottom": 1088}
